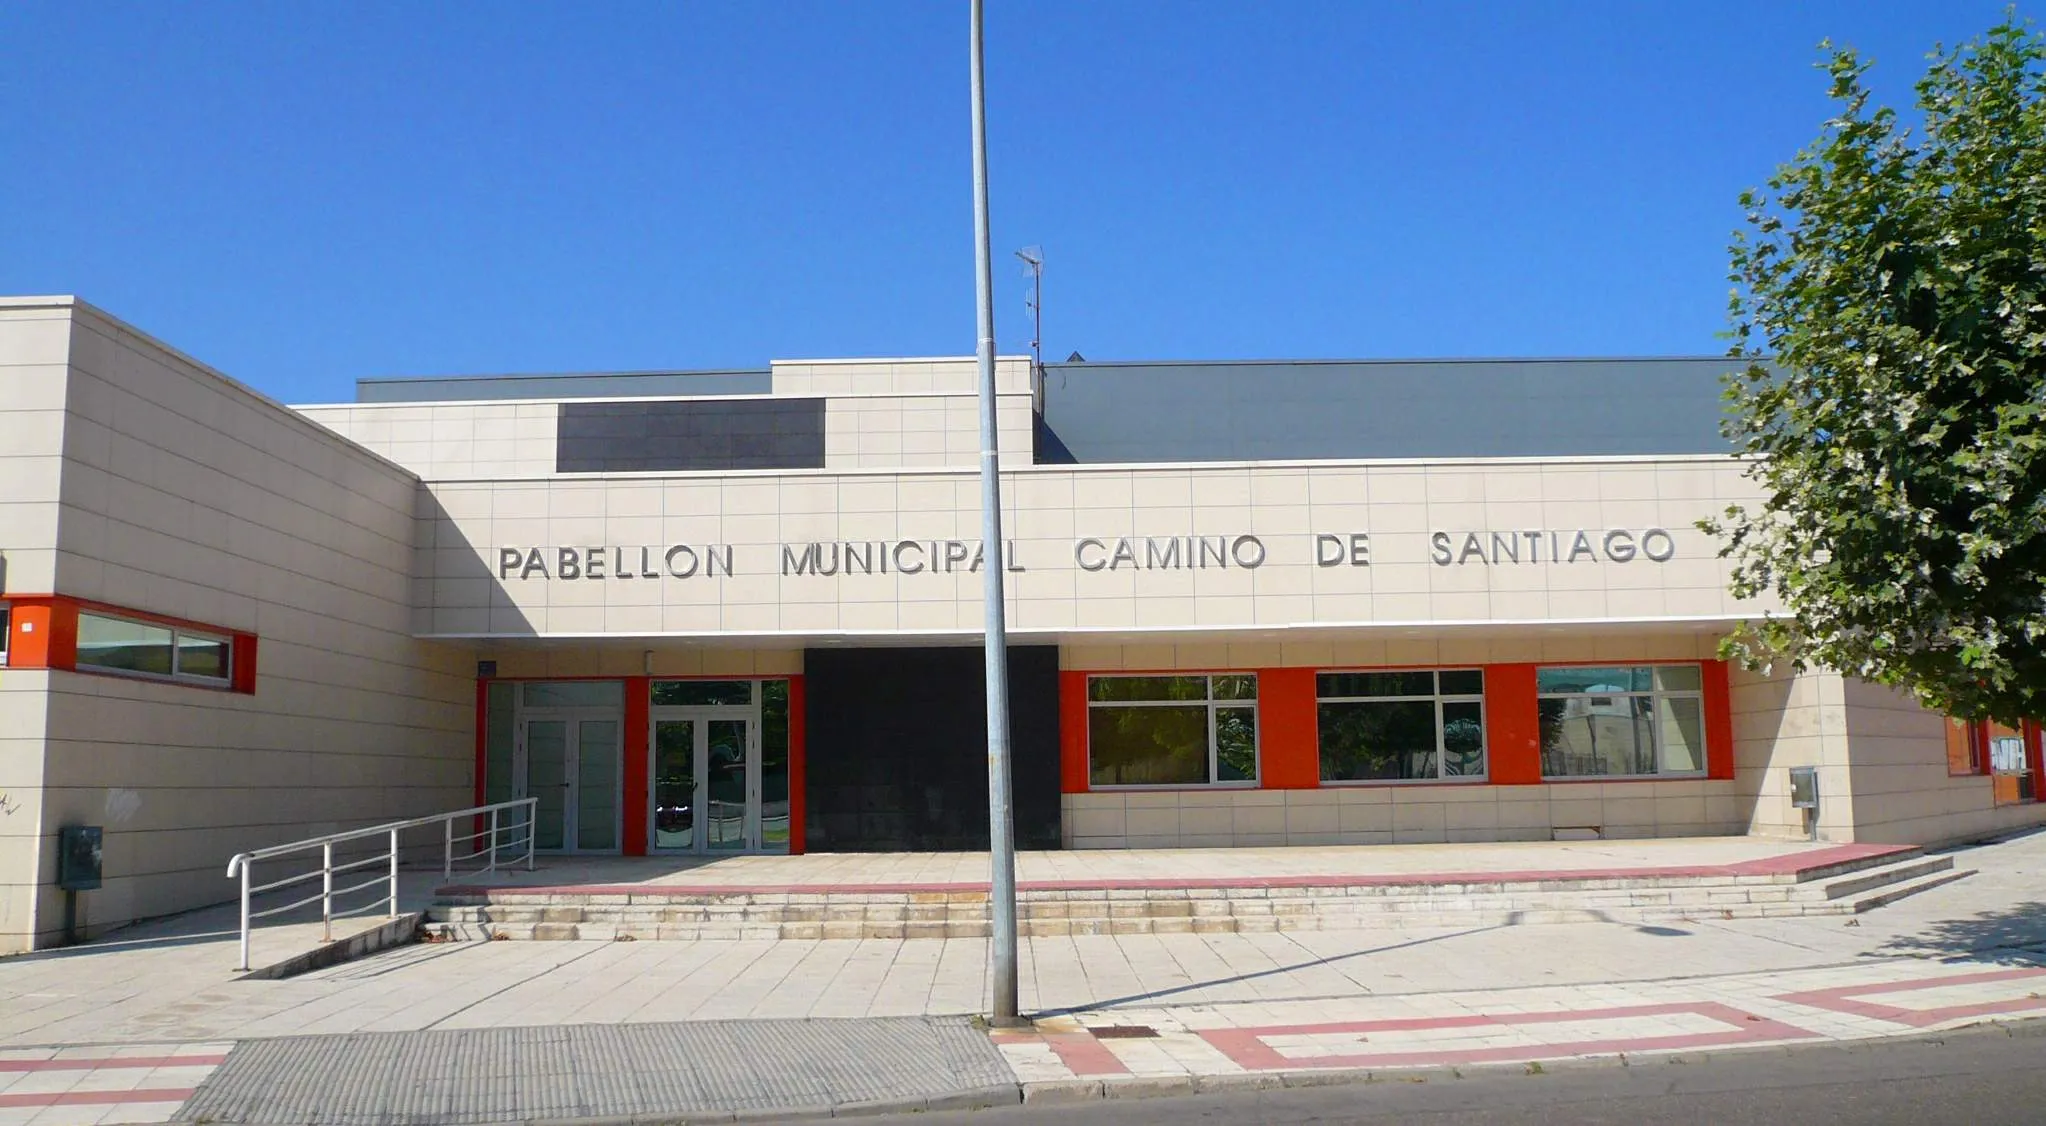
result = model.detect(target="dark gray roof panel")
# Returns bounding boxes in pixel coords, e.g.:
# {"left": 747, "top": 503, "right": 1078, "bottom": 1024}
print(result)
{"left": 356, "top": 368, "right": 771, "bottom": 403}
{"left": 1037, "top": 358, "right": 1740, "bottom": 462}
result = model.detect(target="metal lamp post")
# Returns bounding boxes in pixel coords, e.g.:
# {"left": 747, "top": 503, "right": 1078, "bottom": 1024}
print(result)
{"left": 969, "top": 0, "right": 1021, "bottom": 1026}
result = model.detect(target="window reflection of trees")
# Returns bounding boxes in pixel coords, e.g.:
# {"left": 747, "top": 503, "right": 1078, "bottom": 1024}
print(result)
{"left": 1315, "top": 671, "right": 1486, "bottom": 783}
{"left": 1086, "top": 674, "right": 1259, "bottom": 786}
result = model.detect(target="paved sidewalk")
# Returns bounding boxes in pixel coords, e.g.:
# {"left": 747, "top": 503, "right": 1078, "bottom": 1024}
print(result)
{"left": 0, "top": 829, "right": 2039, "bottom": 1123}
{"left": 176, "top": 1019, "right": 1013, "bottom": 1125}
{"left": 994, "top": 957, "right": 2046, "bottom": 1095}
{"left": 0, "top": 1045, "right": 230, "bottom": 1126}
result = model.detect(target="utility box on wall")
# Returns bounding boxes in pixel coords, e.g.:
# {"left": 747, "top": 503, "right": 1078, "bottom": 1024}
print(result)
{"left": 57, "top": 826, "right": 103, "bottom": 892}
{"left": 1788, "top": 767, "right": 1819, "bottom": 841}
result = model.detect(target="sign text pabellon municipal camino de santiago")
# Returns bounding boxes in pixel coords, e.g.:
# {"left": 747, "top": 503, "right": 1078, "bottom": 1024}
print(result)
{"left": 494, "top": 528, "right": 1676, "bottom": 581}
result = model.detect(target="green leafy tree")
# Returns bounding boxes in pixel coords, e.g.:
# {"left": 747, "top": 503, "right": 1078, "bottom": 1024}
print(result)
{"left": 1710, "top": 16, "right": 2046, "bottom": 724}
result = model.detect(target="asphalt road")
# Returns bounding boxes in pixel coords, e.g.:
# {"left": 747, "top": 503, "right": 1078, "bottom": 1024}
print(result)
{"left": 876, "top": 1020, "right": 2046, "bottom": 1125}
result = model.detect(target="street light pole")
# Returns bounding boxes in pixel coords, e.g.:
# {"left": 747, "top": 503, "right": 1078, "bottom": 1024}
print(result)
{"left": 969, "top": 0, "right": 1020, "bottom": 1026}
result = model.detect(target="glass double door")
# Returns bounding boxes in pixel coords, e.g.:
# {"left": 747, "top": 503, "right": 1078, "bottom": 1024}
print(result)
{"left": 521, "top": 712, "right": 622, "bottom": 852}
{"left": 652, "top": 712, "right": 759, "bottom": 853}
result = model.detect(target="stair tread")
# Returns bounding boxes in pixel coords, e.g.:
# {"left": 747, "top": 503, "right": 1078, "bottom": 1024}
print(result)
{"left": 1850, "top": 867, "right": 1975, "bottom": 912}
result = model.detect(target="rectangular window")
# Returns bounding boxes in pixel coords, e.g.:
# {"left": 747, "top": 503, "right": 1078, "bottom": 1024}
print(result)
{"left": 520, "top": 681, "right": 624, "bottom": 709}
{"left": 75, "top": 611, "right": 232, "bottom": 686}
{"left": 1087, "top": 674, "right": 1257, "bottom": 787}
{"left": 1987, "top": 723, "right": 2027, "bottom": 773}
{"left": 760, "top": 679, "right": 792, "bottom": 853}
{"left": 1538, "top": 665, "right": 1705, "bottom": 779}
{"left": 1985, "top": 722, "right": 2037, "bottom": 805}
{"left": 0, "top": 604, "right": 9, "bottom": 664}
{"left": 1945, "top": 718, "right": 1985, "bottom": 777}
{"left": 652, "top": 679, "right": 755, "bottom": 707}
{"left": 1317, "top": 669, "right": 1485, "bottom": 782}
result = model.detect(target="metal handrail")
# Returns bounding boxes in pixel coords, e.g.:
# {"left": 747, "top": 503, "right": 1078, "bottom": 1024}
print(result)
{"left": 224, "top": 798, "right": 537, "bottom": 971}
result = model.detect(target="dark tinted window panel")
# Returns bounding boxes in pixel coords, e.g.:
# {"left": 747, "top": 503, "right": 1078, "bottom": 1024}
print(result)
{"left": 556, "top": 399, "right": 825, "bottom": 472}
{"left": 803, "top": 646, "right": 1062, "bottom": 852}
{"left": 1039, "top": 358, "right": 1747, "bottom": 463}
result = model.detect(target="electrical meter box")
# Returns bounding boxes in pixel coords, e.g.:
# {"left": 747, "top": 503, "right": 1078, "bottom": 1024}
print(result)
{"left": 1788, "top": 767, "right": 1819, "bottom": 810}
{"left": 58, "top": 826, "right": 103, "bottom": 891}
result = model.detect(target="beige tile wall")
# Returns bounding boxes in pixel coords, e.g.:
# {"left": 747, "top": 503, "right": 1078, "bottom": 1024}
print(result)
{"left": 1726, "top": 665, "right": 2046, "bottom": 845}
{"left": 822, "top": 392, "right": 1035, "bottom": 470}
{"left": 297, "top": 402, "right": 558, "bottom": 479}
{"left": 1058, "top": 632, "right": 1727, "bottom": 671}
{"left": 1730, "top": 664, "right": 1852, "bottom": 841}
{"left": 1, "top": 299, "right": 476, "bottom": 952}
{"left": 415, "top": 458, "right": 1767, "bottom": 638}
{"left": 1062, "top": 780, "right": 1745, "bottom": 849}
{"left": 770, "top": 356, "right": 1034, "bottom": 397}
{"left": 301, "top": 387, "right": 1035, "bottom": 478}
{"left": 1835, "top": 678, "right": 2046, "bottom": 845}
{"left": 0, "top": 301, "right": 72, "bottom": 595}
{"left": 471, "top": 647, "right": 804, "bottom": 679}
{"left": 0, "top": 675, "right": 51, "bottom": 954}
{"left": 0, "top": 301, "right": 71, "bottom": 947}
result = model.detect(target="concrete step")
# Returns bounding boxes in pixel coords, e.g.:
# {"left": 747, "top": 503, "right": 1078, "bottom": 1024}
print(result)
{"left": 427, "top": 896, "right": 1872, "bottom": 942}
{"left": 430, "top": 870, "right": 1849, "bottom": 911}
{"left": 1810, "top": 854, "right": 1954, "bottom": 901}
{"left": 422, "top": 870, "right": 1924, "bottom": 940}
{"left": 1781, "top": 845, "right": 1925, "bottom": 884}
{"left": 1848, "top": 867, "right": 1976, "bottom": 913}
{"left": 424, "top": 882, "right": 1826, "bottom": 927}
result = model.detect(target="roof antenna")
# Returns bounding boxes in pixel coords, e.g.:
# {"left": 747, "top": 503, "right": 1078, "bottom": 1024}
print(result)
{"left": 1015, "top": 246, "right": 1043, "bottom": 377}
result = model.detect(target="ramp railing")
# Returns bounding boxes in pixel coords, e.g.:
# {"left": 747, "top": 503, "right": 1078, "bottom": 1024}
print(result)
{"left": 223, "top": 798, "right": 538, "bottom": 971}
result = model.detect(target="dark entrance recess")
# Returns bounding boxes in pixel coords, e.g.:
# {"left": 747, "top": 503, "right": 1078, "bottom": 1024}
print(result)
{"left": 802, "top": 646, "right": 1062, "bottom": 851}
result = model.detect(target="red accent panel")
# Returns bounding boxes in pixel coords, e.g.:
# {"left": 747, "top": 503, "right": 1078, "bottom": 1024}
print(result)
{"left": 1059, "top": 671, "right": 1091, "bottom": 793}
{"left": 1484, "top": 663, "right": 1542, "bottom": 785}
{"left": 45, "top": 599, "right": 79, "bottom": 669}
{"left": 788, "top": 675, "right": 807, "bottom": 854}
{"left": 6, "top": 600, "right": 57, "bottom": 668}
{"left": 473, "top": 678, "right": 490, "bottom": 806}
{"left": 231, "top": 634, "right": 259, "bottom": 695}
{"left": 1704, "top": 659, "right": 1734, "bottom": 780}
{"left": 1258, "top": 667, "right": 1320, "bottom": 789}
{"left": 621, "top": 676, "right": 651, "bottom": 856}
{"left": 1946, "top": 717, "right": 1981, "bottom": 776}
{"left": 2033, "top": 721, "right": 2045, "bottom": 800}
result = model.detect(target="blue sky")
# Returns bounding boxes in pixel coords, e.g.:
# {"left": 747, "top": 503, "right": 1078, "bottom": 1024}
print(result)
{"left": 0, "top": 2, "right": 2024, "bottom": 403}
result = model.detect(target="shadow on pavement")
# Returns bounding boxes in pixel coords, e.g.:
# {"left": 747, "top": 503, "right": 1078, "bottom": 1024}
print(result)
{"left": 0, "top": 924, "right": 240, "bottom": 962}
{"left": 1873, "top": 900, "right": 2046, "bottom": 965}
{"left": 1031, "top": 911, "right": 1692, "bottom": 1017}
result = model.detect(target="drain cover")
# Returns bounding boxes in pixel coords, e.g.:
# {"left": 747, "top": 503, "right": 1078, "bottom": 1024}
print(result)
{"left": 1090, "top": 1025, "right": 1159, "bottom": 1039}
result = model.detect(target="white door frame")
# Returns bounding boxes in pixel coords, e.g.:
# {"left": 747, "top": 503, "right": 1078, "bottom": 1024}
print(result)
{"left": 649, "top": 705, "right": 761, "bottom": 854}
{"left": 517, "top": 707, "right": 625, "bottom": 854}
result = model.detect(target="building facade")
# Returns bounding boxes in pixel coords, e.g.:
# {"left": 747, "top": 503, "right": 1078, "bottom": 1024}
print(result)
{"left": 3, "top": 296, "right": 2042, "bottom": 952}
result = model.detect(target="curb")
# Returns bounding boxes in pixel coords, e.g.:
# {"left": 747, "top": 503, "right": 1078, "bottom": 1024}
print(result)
{"left": 238, "top": 912, "right": 423, "bottom": 981}
{"left": 1015, "top": 1017, "right": 2046, "bottom": 1106}
{"left": 473, "top": 1083, "right": 1024, "bottom": 1123}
